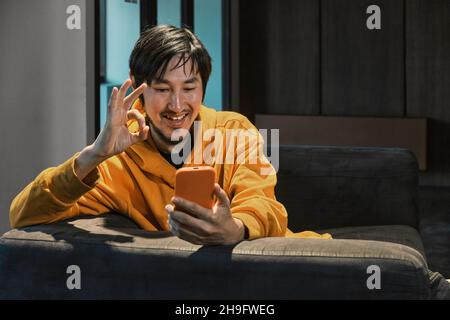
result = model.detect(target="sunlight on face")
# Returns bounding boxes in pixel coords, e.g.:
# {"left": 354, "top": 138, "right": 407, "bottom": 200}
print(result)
{"left": 141, "top": 55, "right": 203, "bottom": 153}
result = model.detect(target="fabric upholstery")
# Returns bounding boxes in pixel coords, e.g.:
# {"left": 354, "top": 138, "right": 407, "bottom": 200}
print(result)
{"left": 0, "top": 214, "right": 429, "bottom": 299}
{"left": 277, "top": 145, "right": 419, "bottom": 231}
{"left": 319, "top": 225, "right": 426, "bottom": 257}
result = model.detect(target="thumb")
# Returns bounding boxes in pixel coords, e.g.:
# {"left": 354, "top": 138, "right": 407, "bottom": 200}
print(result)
{"left": 214, "top": 183, "right": 230, "bottom": 209}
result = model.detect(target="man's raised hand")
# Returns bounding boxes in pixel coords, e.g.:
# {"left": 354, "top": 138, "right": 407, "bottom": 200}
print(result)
{"left": 92, "top": 79, "right": 148, "bottom": 159}
{"left": 75, "top": 79, "right": 148, "bottom": 181}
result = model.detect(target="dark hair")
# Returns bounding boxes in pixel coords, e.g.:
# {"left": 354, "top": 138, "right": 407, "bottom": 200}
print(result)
{"left": 129, "top": 25, "right": 212, "bottom": 101}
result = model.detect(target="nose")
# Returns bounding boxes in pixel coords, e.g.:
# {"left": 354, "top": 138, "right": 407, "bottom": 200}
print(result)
{"left": 168, "top": 91, "right": 182, "bottom": 113}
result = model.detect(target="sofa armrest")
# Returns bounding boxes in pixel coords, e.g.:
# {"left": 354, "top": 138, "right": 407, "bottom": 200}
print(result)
{"left": 0, "top": 214, "right": 429, "bottom": 299}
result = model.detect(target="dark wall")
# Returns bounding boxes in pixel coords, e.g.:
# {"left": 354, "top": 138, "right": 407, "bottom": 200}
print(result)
{"left": 406, "top": 0, "right": 450, "bottom": 186}
{"left": 239, "top": 0, "right": 320, "bottom": 117}
{"left": 322, "top": 0, "right": 404, "bottom": 116}
{"left": 238, "top": 0, "right": 450, "bottom": 186}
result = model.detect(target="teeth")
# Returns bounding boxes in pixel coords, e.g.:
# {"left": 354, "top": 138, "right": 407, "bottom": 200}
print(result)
{"left": 165, "top": 114, "right": 186, "bottom": 121}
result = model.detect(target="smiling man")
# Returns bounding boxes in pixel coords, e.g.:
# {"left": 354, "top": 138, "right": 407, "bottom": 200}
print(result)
{"left": 10, "top": 25, "right": 330, "bottom": 245}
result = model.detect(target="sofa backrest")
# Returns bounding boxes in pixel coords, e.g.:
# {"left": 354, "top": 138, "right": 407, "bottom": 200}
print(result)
{"left": 275, "top": 145, "right": 420, "bottom": 231}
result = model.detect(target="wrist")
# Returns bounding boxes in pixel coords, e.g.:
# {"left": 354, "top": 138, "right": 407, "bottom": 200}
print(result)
{"left": 81, "top": 144, "right": 107, "bottom": 164}
{"left": 233, "top": 218, "right": 247, "bottom": 242}
{"left": 90, "top": 140, "right": 112, "bottom": 161}
{"left": 75, "top": 145, "right": 106, "bottom": 181}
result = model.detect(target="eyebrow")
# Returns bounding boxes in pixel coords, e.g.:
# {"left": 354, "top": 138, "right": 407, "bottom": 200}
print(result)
{"left": 152, "top": 77, "right": 199, "bottom": 85}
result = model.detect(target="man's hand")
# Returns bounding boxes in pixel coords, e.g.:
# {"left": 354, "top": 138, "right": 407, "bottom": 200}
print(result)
{"left": 92, "top": 79, "right": 148, "bottom": 159}
{"left": 75, "top": 79, "right": 148, "bottom": 180}
{"left": 166, "top": 184, "right": 246, "bottom": 245}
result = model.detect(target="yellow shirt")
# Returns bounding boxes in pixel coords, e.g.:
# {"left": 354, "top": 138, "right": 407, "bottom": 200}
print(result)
{"left": 10, "top": 102, "right": 331, "bottom": 240}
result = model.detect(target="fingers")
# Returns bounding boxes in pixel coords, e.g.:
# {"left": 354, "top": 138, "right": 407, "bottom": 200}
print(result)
{"left": 107, "top": 79, "right": 131, "bottom": 119}
{"left": 127, "top": 109, "right": 149, "bottom": 142}
{"left": 124, "top": 82, "right": 147, "bottom": 107}
{"left": 108, "top": 80, "right": 147, "bottom": 121}
{"left": 107, "top": 87, "right": 119, "bottom": 115}
{"left": 127, "top": 109, "right": 146, "bottom": 127}
{"left": 166, "top": 205, "right": 208, "bottom": 244}
{"left": 169, "top": 219, "right": 203, "bottom": 245}
{"left": 166, "top": 204, "right": 211, "bottom": 237}
{"left": 171, "top": 197, "right": 212, "bottom": 220}
{"left": 214, "top": 184, "right": 231, "bottom": 208}
{"left": 138, "top": 125, "right": 150, "bottom": 141}
{"left": 117, "top": 79, "right": 132, "bottom": 106}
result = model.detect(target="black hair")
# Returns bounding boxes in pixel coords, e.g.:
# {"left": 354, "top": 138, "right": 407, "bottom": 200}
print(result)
{"left": 129, "top": 25, "right": 212, "bottom": 101}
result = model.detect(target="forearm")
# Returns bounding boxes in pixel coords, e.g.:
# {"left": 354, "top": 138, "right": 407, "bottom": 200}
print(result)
{"left": 9, "top": 153, "right": 100, "bottom": 228}
{"left": 228, "top": 162, "right": 288, "bottom": 239}
{"left": 74, "top": 144, "right": 109, "bottom": 181}
{"left": 230, "top": 182, "right": 288, "bottom": 240}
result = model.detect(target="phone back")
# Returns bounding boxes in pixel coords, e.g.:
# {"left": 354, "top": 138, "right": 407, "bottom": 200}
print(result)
{"left": 174, "top": 166, "right": 216, "bottom": 209}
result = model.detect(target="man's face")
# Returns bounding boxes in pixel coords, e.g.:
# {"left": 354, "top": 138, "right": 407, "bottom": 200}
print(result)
{"left": 138, "top": 55, "right": 203, "bottom": 153}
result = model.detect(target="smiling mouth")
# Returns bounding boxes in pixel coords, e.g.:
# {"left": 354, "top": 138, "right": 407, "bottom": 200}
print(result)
{"left": 162, "top": 113, "right": 188, "bottom": 121}
{"left": 161, "top": 112, "right": 190, "bottom": 128}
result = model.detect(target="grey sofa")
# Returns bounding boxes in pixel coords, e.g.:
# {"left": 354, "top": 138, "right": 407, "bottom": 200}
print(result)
{"left": 0, "top": 145, "right": 431, "bottom": 299}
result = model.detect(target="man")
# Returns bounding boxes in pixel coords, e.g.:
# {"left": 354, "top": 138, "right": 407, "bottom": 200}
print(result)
{"left": 10, "top": 25, "right": 330, "bottom": 245}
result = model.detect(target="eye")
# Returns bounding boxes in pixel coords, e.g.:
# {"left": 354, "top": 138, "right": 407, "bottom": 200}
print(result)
{"left": 184, "top": 87, "right": 195, "bottom": 92}
{"left": 155, "top": 88, "right": 169, "bottom": 93}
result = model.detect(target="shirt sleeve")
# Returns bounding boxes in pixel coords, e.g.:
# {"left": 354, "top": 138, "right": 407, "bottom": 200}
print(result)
{"left": 224, "top": 123, "right": 288, "bottom": 240}
{"left": 229, "top": 163, "right": 288, "bottom": 240}
{"left": 9, "top": 153, "right": 110, "bottom": 228}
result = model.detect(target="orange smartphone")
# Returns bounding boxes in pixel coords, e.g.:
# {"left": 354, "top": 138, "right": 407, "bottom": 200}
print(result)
{"left": 174, "top": 166, "right": 216, "bottom": 209}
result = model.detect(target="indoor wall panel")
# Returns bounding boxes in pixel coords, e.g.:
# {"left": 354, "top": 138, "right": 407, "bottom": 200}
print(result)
{"left": 322, "top": 0, "right": 405, "bottom": 116}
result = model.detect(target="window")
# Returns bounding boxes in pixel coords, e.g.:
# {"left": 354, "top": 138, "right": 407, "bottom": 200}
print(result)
{"left": 99, "top": 0, "right": 225, "bottom": 131}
